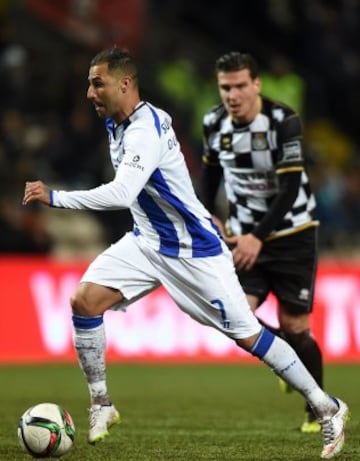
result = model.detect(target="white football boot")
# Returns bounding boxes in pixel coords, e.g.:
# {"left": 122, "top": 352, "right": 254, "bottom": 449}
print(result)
{"left": 319, "top": 398, "right": 349, "bottom": 459}
{"left": 88, "top": 403, "right": 121, "bottom": 444}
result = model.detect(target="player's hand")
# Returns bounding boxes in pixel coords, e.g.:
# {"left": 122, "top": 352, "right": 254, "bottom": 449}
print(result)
{"left": 23, "top": 181, "right": 51, "bottom": 206}
{"left": 225, "top": 233, "right": 262, "bottom": 271}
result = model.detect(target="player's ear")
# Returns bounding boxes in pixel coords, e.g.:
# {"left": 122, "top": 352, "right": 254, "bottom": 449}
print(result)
{"left": 254, "top": 77, "right": 261, "bottom": 94}
{"left": 120, "top": 76, "right": 133, "bottom": 93}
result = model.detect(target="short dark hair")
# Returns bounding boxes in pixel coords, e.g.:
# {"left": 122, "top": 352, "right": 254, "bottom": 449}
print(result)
{"left": 215, "top": 52, "right": 259, "bottom": 79}
{"left": 90, "top": 46, "right": 138, "bottom": 81}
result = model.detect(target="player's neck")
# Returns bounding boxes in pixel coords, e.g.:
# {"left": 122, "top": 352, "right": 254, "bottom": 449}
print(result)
{"left": 114, "top": 96, "right": 142, "bottom": 125}
{"left": 246, "top": 95, "right": 262, "bottom": 123}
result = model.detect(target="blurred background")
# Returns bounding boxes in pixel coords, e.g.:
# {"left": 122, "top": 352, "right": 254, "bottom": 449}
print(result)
{"left": 1, "top": 0, "right": 360, "bottom": 364}
{"left": 1, "top": 0, "right": 360, "bottom": 260}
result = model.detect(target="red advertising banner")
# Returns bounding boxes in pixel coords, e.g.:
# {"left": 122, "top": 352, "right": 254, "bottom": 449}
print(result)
{"left": 1, "top": 257, "right": 359, "bottom": 363}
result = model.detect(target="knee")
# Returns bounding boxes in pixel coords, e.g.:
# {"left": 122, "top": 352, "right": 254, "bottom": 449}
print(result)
{"left": 235, "top": 332, "right": 261, "bottom": 352}
{"left": 70, "top": 286, "right": 93, "bottom": 316}
{"left": 236, "top": 328, "right": 276, "bottom": 359}
{"left": 279, "top": 312, "right": 310, "bottom": 334}
{"left": 70, "top": 282, "right": 123, "bottom": 316}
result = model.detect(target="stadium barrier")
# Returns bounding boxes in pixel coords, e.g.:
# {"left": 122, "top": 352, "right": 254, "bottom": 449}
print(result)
{"left": 1, "top": 257, "right": 359, "bottom": 363}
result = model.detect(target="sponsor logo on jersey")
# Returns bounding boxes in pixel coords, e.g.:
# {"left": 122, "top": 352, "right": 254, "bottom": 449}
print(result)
{"left": 124, "top": 154, "right": 144, "bottom": 171}
{"left": 220, "top": 134, "right": 233, "bottom": 151}
{"left": 298, "top": 288, "right": 310, "bottom": 301}
{"left": 283, "top": 140, "right": 302, "bottom": 162}
{"left": 251, "top": 132, "right": 268, "bottom": 150}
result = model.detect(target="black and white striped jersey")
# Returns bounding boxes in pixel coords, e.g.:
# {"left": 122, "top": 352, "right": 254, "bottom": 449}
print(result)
{"left": 202, "top": 96, "right": 318, "bottom": 240}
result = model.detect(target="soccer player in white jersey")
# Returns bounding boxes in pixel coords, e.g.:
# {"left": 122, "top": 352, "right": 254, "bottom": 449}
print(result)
{"left": 23, "top": 47, "right": 348, "bottom": 459}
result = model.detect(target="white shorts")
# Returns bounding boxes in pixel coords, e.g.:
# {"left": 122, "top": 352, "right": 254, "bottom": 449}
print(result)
{"left": 81, "top": 232, "right": 261, "bottom": 340}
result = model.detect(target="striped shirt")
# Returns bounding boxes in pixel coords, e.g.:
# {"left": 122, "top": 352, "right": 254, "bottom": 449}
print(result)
{"left": 202, "top": 96, "right": 318, "bottom": 240}
{"left": 51, "top": 102, "right": 223, "bottom": 258}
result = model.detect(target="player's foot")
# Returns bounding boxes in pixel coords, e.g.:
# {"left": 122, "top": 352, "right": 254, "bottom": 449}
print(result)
{"left": 301, "top": 411, "right": 321, "bottom": 433}
{"left": 88, "top": 403, "right": 121, "bottom": 444}
{"left": 278, "top": 377, "right": 293, "bottom": 393}
{"left": 319, "top": 398, "right": 349, "bottom": 459}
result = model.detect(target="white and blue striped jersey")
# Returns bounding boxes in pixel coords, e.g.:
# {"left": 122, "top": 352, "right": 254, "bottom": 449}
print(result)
{"left": 51, "top": 102, "right": 223, "bottom": 258}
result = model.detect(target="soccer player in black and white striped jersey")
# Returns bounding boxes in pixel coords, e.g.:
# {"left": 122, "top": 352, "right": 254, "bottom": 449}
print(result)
{"left": 201, "top": 51, "right": 322, "bottom": 433}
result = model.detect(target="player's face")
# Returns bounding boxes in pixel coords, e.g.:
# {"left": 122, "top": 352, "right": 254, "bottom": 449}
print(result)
{"left": 217, "top": 68, "right": 261, "bottom": 123}
{"left": 87, "top": 63, "right": 125, "bottom": 122}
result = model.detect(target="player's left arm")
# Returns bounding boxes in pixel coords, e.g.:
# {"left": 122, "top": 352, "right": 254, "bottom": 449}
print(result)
{"left": 250, "top": 171, "right": 302, "bottom": 241}
{"left": 227, "top": 113, "right": 304, "bottom": 270}
{"left": 251, "top": 113, "right": 304, "bottom": 242}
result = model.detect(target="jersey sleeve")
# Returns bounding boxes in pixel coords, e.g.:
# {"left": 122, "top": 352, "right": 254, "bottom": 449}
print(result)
{"left": 202, "top": 108, "right": 224, "bottom": 167}
{"left": 51, "top": 123, "right": 161, "bottom": 210}
{"left": 252, "top": 170, "right": 302, "bottom": 241}
{"left": 199, "top": 111, "right": 223, "bottom": 212}
{"left": 252, "top": 111, "right": 305, "bottom": 240}
{"left": 275, "top": 113, "right": 305, "bottom": 173}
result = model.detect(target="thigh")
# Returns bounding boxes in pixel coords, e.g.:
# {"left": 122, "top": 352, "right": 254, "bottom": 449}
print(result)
{"left": 264, "top": 228, "right": 318, "bottom": 314}
{"left": 271, "top": 260, "right": 316, "bottom": 314}
{"left": 81, "top": 232, "right": 161, "bottom": 310}
{"left": 146, "top": 247, "right": 262, "bottom": 340}
{"left": 236, "top": 265, "right": 270, "bottom": 307}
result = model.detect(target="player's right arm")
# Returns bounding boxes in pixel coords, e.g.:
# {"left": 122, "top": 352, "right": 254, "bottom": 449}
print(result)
{"left": 23, "top": 124, "right": 161, "bottom": 211}
{"left": 23, "top": 181, "right": 51, "bottom": 206}
{"left": 200, "top": 109, "right": 224, "bottom": 233}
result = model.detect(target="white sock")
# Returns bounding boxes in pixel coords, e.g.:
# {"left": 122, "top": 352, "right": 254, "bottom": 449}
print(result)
{"left": 73, "top": 323, "right": 109, "bottom": 405}
{"left": 260, "top": 334, "right": 337, "bottom": 418}
{"left": 88, "top": 381, "right": 108, "bottom": 406}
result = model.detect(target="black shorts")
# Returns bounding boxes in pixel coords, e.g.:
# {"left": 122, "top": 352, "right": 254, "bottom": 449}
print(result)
{"left": 236, "top": 227, "right": 318, "bottom": 315}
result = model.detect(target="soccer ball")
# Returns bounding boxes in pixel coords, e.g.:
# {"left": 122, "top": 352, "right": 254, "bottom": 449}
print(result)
{"left": 18, "top": 402, "right": 75, "bottom": 458}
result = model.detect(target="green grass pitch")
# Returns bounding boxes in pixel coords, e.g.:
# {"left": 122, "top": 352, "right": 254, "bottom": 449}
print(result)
{"left": 1, "top": 363, "right": 358, "bottom": 460}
